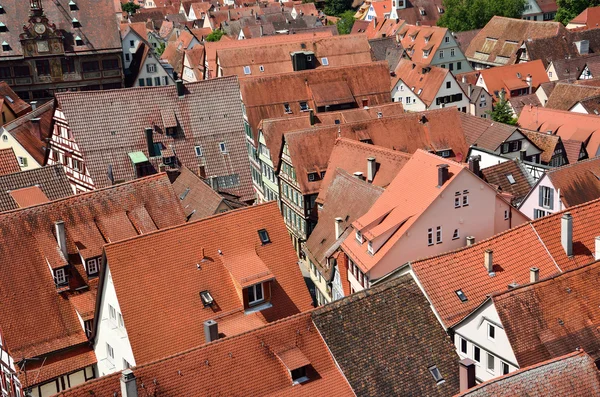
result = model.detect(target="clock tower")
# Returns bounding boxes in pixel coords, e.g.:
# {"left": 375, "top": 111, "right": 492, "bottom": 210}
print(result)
{"left": 20, "top": 0, "right": 64, "bottom": 58}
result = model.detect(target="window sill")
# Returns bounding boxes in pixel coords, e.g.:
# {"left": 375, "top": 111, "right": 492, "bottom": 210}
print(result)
{"left": 292, "top": 376, "right": 309, "bottom": 385}
{"left": 245, "top": 301, "right": 272, "bottom": 314}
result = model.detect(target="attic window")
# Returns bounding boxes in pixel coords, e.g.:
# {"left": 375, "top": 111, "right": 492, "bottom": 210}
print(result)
{"left": 259, "top": 65, "right": 264, "bottom": 72}
{"left": 75, "top": 36, "right": 83, "bottom": 46}
{"left": 0, "top": 6, "right": 4, "bottom": 14}
{"left": 291, "top": 366, "right": 309, "bottom": 384}
{"left": 455, "top": 289, "right": 467, "bottom": 302}
{"left": 258, "top": 229, "right": 270, "bottom": 244}
{"left": 308, "top": 172, "right": 317, "bottom": 181}
{"left": 321, "top": 57, "right": 329, "bottom": 66}
{"left": 419, "top": 8, "right": 426, "bottom": 15}
{"left": 69, "top": 0, "right": 77, "bottom": 10}
{"left": 1, "top": 41, "right": 9, "bottom": 51}
{"left": 243, "top": 66, "right": 251, "bottom": 75}
{"left": 506, "top": 174, "right": 516, "bottom": 184}
{"left": 219, "top": 142, "right": 227, "bottom": 153}
{"left": 194, "top": 146, "right": 202, "bottom": 157}
{"left": 299, "top": 102, "right": 309, "bottom": 111}
{"left": 72, "top": 18, "right": 81, "bottom": 28}
{"left": 200, "top": 290, "right": 214, "bottom": 307}
{"left": 0, "top": 22, "right": 6, "bottom": 32}
{"left": 284, "top": 103, "right": 291, "bottom": 114}
{"left": 428, "top": 366, "right": 445, "bottom": 385}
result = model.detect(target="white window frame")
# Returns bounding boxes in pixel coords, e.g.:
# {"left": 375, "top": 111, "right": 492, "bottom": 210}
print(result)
{"left": 454, "top": 196, "right": 461, "bottom": 208}
{"left": 487, "top": 352, "right": 495, "bottom": 374}
{"left": 87, "top": 258, "right": 98, "bottom": 274}
{"left": 118, "top": 312, "right": 124, "bottom": 328}
{"left": 356, "top": 230, "right": 363, "bottom": 244}
{"left": 195, "top": 146, "right": 202, "bottom": 157}
{"left": 487, "top": 323, "right": 495, "bottom": 340}
{"left": 452, "top": 229, "right": 459, "bottom": 240}
{"left": 108, "top": 304, "right": 116, "bottom": 322}
{"left": 462, "top": 195, "right": 469, "bottom": 206}
{"left": 17, "top": 156, "right": 27, "bottom": 167}
{"left": 501, "top": 361, "right": 509, "bottom": 375}
{"left": 436, "top": 226, "right": 442, "bottom": 244}
{"left": 321, "top": 57, "right": 329, "bottom": 66}
{"left": 473, "top": 345, "right": 481, "bottom": 363}
{"left": 243, "top": 65, "right": 251, "bottom": 75}
{"left": 367, "top": 240, "right": 374, "bottom": 254}
{"left": 504, "top": 210, "right": 509, "bottom": 220}
{"left": 439, "top": 50, "right": 444, "bottom": 59}
{"left": 259, "top": 65, "right": 264, "bottom": 72}
{"left": 427, "top": 228, "right": 433, "bottom": 246}
{"left": 247, "top": 283, "right": 264, "bottom": 305}
{"left": 54, "top": 268, "right": 67, "bottom": 285}
{"left": 106, "top": 343, "right": 115, "bottom": 363}
{"left": 541, "top": 186, "right": 551, "bottom": 208}
{"left": 219, "top": 142, "right": 227, "bottom": 153}
{"left": 146, "top": 64, "right": 156, "bottom": 73}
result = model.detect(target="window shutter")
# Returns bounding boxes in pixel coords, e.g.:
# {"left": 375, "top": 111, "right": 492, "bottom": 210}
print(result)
{"left": 549, "top": 189, "right": 554, "bottom": 210}
{"left": 538, "top": 187, "right": 544, "bottom": 206}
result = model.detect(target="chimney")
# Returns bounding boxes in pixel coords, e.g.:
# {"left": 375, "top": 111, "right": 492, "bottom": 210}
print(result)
{"left": 334, "top": 217, "right": 343, "bottom": 239}
{"left": 484, "top": 249, "right": 493, "bottom": 273}
{"left": 461, "top": 75, "right": 466, "bottom": 83}
{"left": 437, "top": 164, "right": 449, "bottom": 187}
{"left": 30, "top": 100, "right": 37, "bottom": 110}
{"left": 519, "top": 149, "right": 527, "bottom": 161}
{"left": 31, "top": 117, "right": 42, "bottom": 140}
{"left": 526, "top": 74, "right": 532, "bottom": 94}
{"left": 353, "top": 171, "right": 363, "bottom": 180}
{"left": 55, "top": 221, "right": 68, "bottom": 260}
{"left": 530, "top": 267, "right": 539, "bottom": 283}
{"left": 467, "top": 84, "right": 472, "bottom": 98}
{"left": 459, "top": 359, "right": 476, "bottom": 392}
{"left": 145, "top": 127, "right": 155, "bottom": 157}
{"left": 309, "top": 109, "right": 315, "bottom": 126}
{"left": 367, "top": 157, "right": 376, "bottom": 183}
{"left": 468, "top": 155, "right": 480, "bottom": 176}
{"left": 158, "top": 163, "right": 166, "bottom": 172}
{"left": 176, "top": 79, "right": 184, "bottom": 98}
{"left": 120, "top": 369, "right": 137, "bottom": 397}
{"left": 561, "top": 212, "right": 573, "bottom": 256}
{"left": 466, "top": 236, "right": 475, "bottom": 246}
{"left": 595, "top": 236, "right": 600, "bottom": 261}
{"left": 204, "top": 319, "right": 218, "bottom": 343}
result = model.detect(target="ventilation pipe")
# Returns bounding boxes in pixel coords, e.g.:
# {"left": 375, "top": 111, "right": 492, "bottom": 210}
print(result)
{"left": 367, "top": 157, "right": 376, "bottom": 183}
{"left": 561, "top": 212, "right": 573, "bottom": 256}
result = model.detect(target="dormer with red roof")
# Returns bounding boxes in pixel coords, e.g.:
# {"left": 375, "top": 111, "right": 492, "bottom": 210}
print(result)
{"left": 341, "top": 150, "right": 528, "bottom": 292}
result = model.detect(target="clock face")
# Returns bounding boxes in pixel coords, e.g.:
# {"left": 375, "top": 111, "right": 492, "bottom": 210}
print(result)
{"left": 34, "top": 23, "right": 46, "bottom": 35}
{"left": 36, "top": 40, "right": 49, "bottom": 53}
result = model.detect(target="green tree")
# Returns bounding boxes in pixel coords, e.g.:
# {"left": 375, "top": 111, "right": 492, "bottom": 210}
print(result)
{"left": 438, "top": 0, "right": 526, "bottom": 32}
{"left": 155, "top": 42, "right": 166, "bottom": 57}
{"left": 122, "top": 2, "right": 140, "bottom": 14}
{"left": 206, "top": 30, "right": 224, "bottom": 42}
{"left": 555, "top": 0, "right": 600, "bottom": 25}
{"left": 336, "top": 10, "right": 355, "bottom": 35}
{"left": 324, "top": 0, "right": 353, "bottom": 17}
{"left": 488, "top": 98, "right": 517, "bottom": 125}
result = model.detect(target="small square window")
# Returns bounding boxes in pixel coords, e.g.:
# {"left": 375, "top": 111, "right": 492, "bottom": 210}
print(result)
{"left": 258, "top": 229, "right": 270, "bottom": 244}
{"left": 291, "top": 366, "right": 309, "bottom": 384}
{"left": 321, "top": 57, "right": 329, "bottom": 66}
{"left": 147, "top": 64, "right": 156, "bottom": 73}
{"left": 455, "top": 289, "right": 467, "bottom": 302}
{"left": 247, "top": 283, "right": 264, "bottom": 305}
{"left": 219, "top": 142, "right": 227, "bottom": 153}
{"left": 129, "top": 40, "right": 135, "bottom": 47}
{"left": 243, "top": 65, "right": 251, "bottom": 75}
{"left": 446, "top": 81, "right": 451, "bottom": 89}
{"left": 195, "top": 146, "right": 202, "bottom": 157}
{"left": 87, "top": 258, "right": 98, "bottom": 274}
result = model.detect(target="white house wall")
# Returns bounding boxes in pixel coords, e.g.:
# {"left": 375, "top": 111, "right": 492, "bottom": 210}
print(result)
{"left": 518, "top": 175, "right": 561, "bottom": 219}
{"left": 0, "top": 130, "right": 42, "bottom": 171}
{"left": 428, "top": 73, "right": 470, "bottom": 111}
{"left": 432, "top": 32, "right": 473, "bottom": 73}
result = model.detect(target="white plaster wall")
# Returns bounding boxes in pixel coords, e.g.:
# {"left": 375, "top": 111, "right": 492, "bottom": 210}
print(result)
{"left": 133, "top": 54, "right": 174, "bottom": 87}
{"left": 0, "top": 131, "right": 42, "bottom": 170}
{"left": 122, "top": 30, "right": 141, "bottom": 69}
{"left": 519, "top": 175, "right": 560, "bottom": 219}
{"left": 569, "top": 102, "right": 589, "bottom": 114}
{"left": 391, "top": 79, "right": 426, "bottom": 111}
{"left": 428, "top": 73, "right": 470, "bottom": 111}
{"left": 431, "top": 33, "right": 473, "bottom": 73}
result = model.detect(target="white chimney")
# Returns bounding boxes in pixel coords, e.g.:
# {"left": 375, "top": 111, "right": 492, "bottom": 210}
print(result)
{"left": 466, "top": 236, "right": 475, "bottom": 246}
{"left": 367, "top": 157, "right": 376, "bottom": 183}
{"left": 484, "top": 249, "right": 493, "bottom": 274}
{"left": 334, "top": 217, "right": 343, "bottom": 239}
{"left": 120, "top": 369, "right": 138, "bottom": 397}
{"left": 55, "top": 221, "right": 67, "bottom": 260}
{"left": 561, "top": 212, "right": 573, "bottom": 257}
{"left": 575, "top": 40, "right": 589, "bottom": 55}
{"left": 530, "top": 267, "right": 539, "bottom": 283}
{"left": 595, "top": 236, "right": 600, "bottom": 261}
{"left": 204, "top": 319, "right": 218, "bottom": 343}
{"left": 461, "top": 75, "right": 466, "bottom": 83}
{"left": 526, "top": 74, "right": 532, "bottom": 94}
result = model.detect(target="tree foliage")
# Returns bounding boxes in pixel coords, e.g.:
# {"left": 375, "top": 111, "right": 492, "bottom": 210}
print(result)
{"left": 122, "top": 2, "right": 140, "bottom": 14}
{"left": 155, "top": 42, "right": 166, "bottom": 57}
{"left": 324, "top": 0, "right": 354, "bottom": 17}
{"left": 437, "top": 0, "right": 526, "bottom": 32}
{"left": 488, "top": 98, "right": 517, "bottom": 125}
{"left": 206, "top": 30, "right": 225, "bottom": 42}
{"left": 555, "top": 0, "right": 600, "bottom": 25}
{"left": 336, "top": 11, "right": 356, "bottom": 35}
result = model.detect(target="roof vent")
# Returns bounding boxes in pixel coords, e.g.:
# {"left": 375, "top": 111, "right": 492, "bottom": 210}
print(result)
{"left": 507, "top": 282, "right": 519, "bottom": 289}
{"left": 72, "top": 18, "right": 80, "bottom": 28}
{"left": 367, "top": 157, "right": 376, "bottom": 183}
{"left": 353, "top": 171, "right": 363, "bottom": 180}
{"left": 204, "top": 319, "right": 218, "bottom": 343}
{"left": 466, "top": 236, "right": 475, "bottom": 246}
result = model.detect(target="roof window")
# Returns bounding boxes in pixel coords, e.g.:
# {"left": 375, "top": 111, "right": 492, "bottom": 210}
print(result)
{"left": 506, "top": 174, "right": 516, "bottom": 184}
{"left": 291, "top": 366, "right": 309, "bottom": 384}
{"left": 69, "top": 0, "right": 78, "bottom": 10}
{"left": 243, "top": 65, "right": 251, "bottom": 75}
{"left": 300, "top": 101, "right": 309, "bottom": 111}
{"left": 194, "top": 146, "right": 202, "bottom": 157}
{"left": 321, "top": 57, "right": 329, "bottom": 66}
{"left": 455, "top": 289, "right": 467, "bottom": 302}
{"left": 200, "top": 290, "right": 214, "bottom": 307}
{"left": 72, "top": 18, "right": 80, "bottom": 28}
{"left": 0, "top": 22, "right": 6, "bottom": 32}
{"left": 284, "top": 103, "right": 291, "bottom": 113}
{"left": 428, "top": 366, "right": 445, "bottom": 384}
{"left": 258, "top": 229, "right": 270, "bottom": 244}
{"left": 259, "top": 65, "right": 264, "bottom": 72}
{"left": 75, "top": 36, "right": 83, "bottom": 46}
{"left": 1, "top": 41, "right": 9, "bottom": 51}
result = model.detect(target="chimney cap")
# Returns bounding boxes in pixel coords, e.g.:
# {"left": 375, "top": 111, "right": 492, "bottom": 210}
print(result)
{"left": 122, "top": 368, "right": 135, "bottom": 381}
{"left": 437, "top": 163, "right": 449, "bottom": 169}
{"left": 367, "top": 157, "right": 376, "bottom": 161}
{"left": 334, "top": 217, "right": 343, "bottom": 223}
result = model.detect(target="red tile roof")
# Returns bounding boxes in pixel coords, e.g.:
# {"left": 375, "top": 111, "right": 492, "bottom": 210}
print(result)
{"left": 392, "top": 60, "right": 451, "bottom": 106}
{"left": 456, "top": 351, "right": 600, "bottom": 396}
{"left": 316, "top": 138, "right": 410, "bottom": 204}
{"left": 480, "top": 159, "right": 534, "bottom": 206}
{"left": 0, "top": 174, "right": 186, "bottom": 384}
{"left": 8, "top": 185, "right": 49, "bottom": 208}
{"left": 493, "top": 261, "right": 600, "bottom": 368}
{"left": 478, "top": 59, "right": 549, "bottom": 100}
{"left": 563, "top": 139, "right": 588, "bottom": 164}
{"left": 411, "top": 197, "right": 600, "bottom": 328}
{"left": 544, "top": 156, "right": 600, "bottom": 207}
{"left": 520, "top": 129, "right": 561, "bottom": 164}
{"left": 570, "top": 6, "right": 600, "bottom": 29}
{"left": 0, "top": 82, "right": 31, "bottom": 118}
{"left": 54, "top": 77, "right": 255, "bottom": 201}
{"left": 399, "top": 25, "right": 448, "bottom": 66}
{"left": 57, "top": 313, "right": 354, "bottom": 397}
{"left": 101, "top": 202, "right": 313, "bottom": 365}
{"left": 518, "top": 105, "right": 600, "bottom": 157}
{"left": 0, "top": 148, "right": 21, "bottom": 176}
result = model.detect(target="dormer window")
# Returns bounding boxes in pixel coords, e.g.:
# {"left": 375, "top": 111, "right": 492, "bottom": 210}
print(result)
{"left": 308, "top": 172, "right": 317, "bottom": 181}
{"left": 200, "top": 290, "right": 214, "bottom": 306}
{"left": 258, "top": 229, "right": 270, "bottom": 244}
{"left": 54, "top": 268, "right": 68, "bottom": 288}
{"left": 69, "top": 0, "right": 78, "bottom": 10}
{"left": 0, "top": 6, "right": 4, "bottom": 14}
{"left": 367, "top": 240, "right": 374, "bottom": 254}
{"left": 1, "top": 41, "right": 9, "bottom": 51}
{"left": 72, "top": 18, "right": 81, "bottom": 28}
{"left": 0, "top": 23, "right": 7, "bottom": 32}
{"left": 86, "top": 258, "right": 99, "bottom": 275}
{"left": 423, "top": 49, "right": 430, "bottom": 58}
{"left": 247, "top": 283, "right": 264, "bottom": 305}
{"left": 291, "top": 366, "right": 309, "bottom": 384}
{"left": 284, "top": 103, "right": 291, "bottom": 114}
{"left": 355, "top": 230, "right": 363, "bottom": 244}
{"left": 75, "top": 36, "right": 84, "bottom": 46}
{"left": 299, "top": 102, "right": 309, "bottom": 112}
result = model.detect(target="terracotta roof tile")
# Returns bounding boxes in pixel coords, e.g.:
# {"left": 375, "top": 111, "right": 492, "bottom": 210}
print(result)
{"left": 520, "top": 129, "right": 560, "bottom": 164}
{"left": 478, "top": 60, "right": 549, "bottom": 100}
{"left": 54, "top": 77, "right": 255, "bottom": 201}
{"left": 456, "top": 351, "right": 600, "bottom": 396}
{"left": 493, "top": 261, "right": 600, "bottom": 368}
{"left": 313, "top": 275, "right": 461, "bottom": 396}
{"left": 399, "top": 25, "right": 448, "bottom": 66}
{"left": 102, "top": 202, "right": 313, "bottom": 365}
{"left": 525, "top": 28, "right": 600, "bottom": 69}
{"left": 481, "top": 159, "right": 534, "bottom": 205}
{"left": 562, "top": 139, "right": 588, "bottom": 164}
{"left": 453, "top": 29, "right": 481, "bottom": 53}
{"left": 545, "top": 82, "right": 600, "bottom": 110}
{"left": 545, "top": 156, "right": 600, "bottom": 207}
{"left": 0, "top": 148, "right": 21, "bottom": 176}
{"left": 392, "top": 59, "right": 450, "bottom": 106}
{"left": 306, "top": 169, "right": 383, "bottom": 279}
{"left": 571, "top": 6, "right": 600, "bottom": 29}
{"left": 8, "top": 185, "right": 49, "bottom": 208}
{"left": 0, "top": 82, "right": 30, "bottom": 118}
{"left": 411, "top": 197, "right": 600, "bottom": 328}
{"left": 57, "top": 313, "right": 354, "bottom": 397}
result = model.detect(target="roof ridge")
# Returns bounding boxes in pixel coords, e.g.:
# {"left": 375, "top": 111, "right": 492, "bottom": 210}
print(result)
{"left": 104, "top": 201, "right": 279, "bottom": 251}
{"left": 335, "top": 137, "right": 412, "bottom": 158}
{"left": 332, "top": 167, "right": 386, "bottom": 192}
{"left": 3, "top": 101, "right": 54, "bottom": 130}
{"left": 458, "top": 351, "right": 587, "bottom": 396}
{"left": 547, "top": 155, "right": 600, "bottom": 175}
{"left": 239, "top": 61, "right": 389, "bottom": 81}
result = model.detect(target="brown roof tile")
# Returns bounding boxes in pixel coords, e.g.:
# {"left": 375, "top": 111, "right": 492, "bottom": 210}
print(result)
{"left": 0, "top": 82, "right": 30, "bottom": 118}
{"left": 545, "top": 82, "right": 600, "bottom": 110}
{"left": 478, "top": 60, "right": 549, "bottom": 100}
{"left": 481, "top": 159, "right": 534, "bottom": 205}
{"left": 0, "top": 148, "right": 21, "bottom": 176}
{"left": 312, "top": 275, "right": 461, "bottom": 396}
{"left": 101, "top": 202, "right": 313, "bottom": 364}
{"left": 54, "top": 77, "right": 255, "bottom": 201}
{"left": 399, "top": 25, "right": 448, "bottom": 66}
{"left": 393, "top": 59, "right": 450, "bottom": 106}
{"left": 524, "top": 28, "right": 600, "bottom": 68}
{"left": 520, "top": 129, "right": 560, "bottom": 163}
{"left": 562, "top": 139, "right": 588, "bottom": 164}
{"left": 545, "top": 156, "right": 600, "bottom": 207}
{"left": 8, "top": 185, "right": 49, "bottom": 208}
{"left": 508, "top": 93, "right": 541, "bottom": 117}
{"left": 456, "top": 351, "right": 600, "bottom": 396}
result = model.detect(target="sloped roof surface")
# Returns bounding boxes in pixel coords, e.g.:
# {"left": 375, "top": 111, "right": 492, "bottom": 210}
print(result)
{"left": 54, "top": 77, "right": 254, "bottom": 201}
{"left": 312, "top": 275, "right": 460, "bottom": 397}
{"left": 546, "top": 156, "right": 600, "bottom": 207}
{"left": 481, "top": 159, "right": 534, "bottom": 204}
{"left": 525, "top": 28, "right": 600, "bottom": 68}
{"left": 103, "top": 203, "right": 313, "bottom": 365}
{"left": 520, "top": 129, "right": 560, "bottom": 163}
{"left": 399, "top": 25, "right": 448, "bottom": 66}
{"left": 545, "top": 83, "right": 600, "bottom": 110}
{"left": 393, "top": 59, "right": 450, "bottom": 107}
{"left": 0, "top": 148, "right": 21, "bottom": 176}
{"left": 0, "top": 82, "right": 30, "bottom": 117}
{"left": 479, "top": 59, "right": 549, "bottom": 100}
{"left": 168, "top": 166, "right": 225, "bottom": 221}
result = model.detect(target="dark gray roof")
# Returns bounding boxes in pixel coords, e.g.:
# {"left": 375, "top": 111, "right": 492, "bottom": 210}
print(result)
{"left": 312, "top": 275, "right": 461, "bottom": 397}
{"left": 369, "top": 37, "right": 404, "bottom": 71}
{"left": 0, "top": 165, "right": 73, "bottom": 212}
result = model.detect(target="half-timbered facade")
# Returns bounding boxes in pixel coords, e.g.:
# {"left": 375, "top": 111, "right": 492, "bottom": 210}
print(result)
{"left": 0, "top": 0, "right": 123, "bottom": 101}
{"left": 0, "top": 332, "right": 22, "bottom": 397}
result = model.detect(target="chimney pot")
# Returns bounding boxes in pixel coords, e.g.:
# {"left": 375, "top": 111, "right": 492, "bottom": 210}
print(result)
{"left": 484, "top": 249, "right": 493, "bottom": 273}
{"left": 353, "top": 171, "right": 363, "bottom": 180}
{"left": 459, "top": 358, "right": 476, "bottom": 392}
{"left": 530, "top": 267, "right": 539, "bottom": 283}
{"left": 595, "top": 236, "right": 600, "bottom": 261}
{"left": 30, "top": 100, "right": 37, "bottom": 110}
{"left": 55, "top": 221, "right": 68, "bottom": 260}
{"left": 120, "top": 369, "right": 138, "bottom": 397}
{"left": 204, "top": 319, "right": 218, "bottom": 343}
{"left": 334, "top": 217, "right": 343, "bottom": 239}
{"left": 176, "top": 79, "right": 185, "bottom": 98}
{"left": 561, "top": 212, "right": 573, "bottom": 256}
{"left": 437, "top": 164, "right": 449, "bottom": 187}
{"left": 367, "top": 157, "right": 376, "bottom": 183}
{"left": 466, "top": 236, "right": 475, "bottom": 246}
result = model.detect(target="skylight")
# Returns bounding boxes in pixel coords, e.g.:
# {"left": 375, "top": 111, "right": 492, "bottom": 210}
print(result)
{"left": 258, "top": 229, "right": 270, "bottom": 244}
{"left": 455, "top": 289, "right": 467, "bottom": 302}
{"left": 428, "top": 366, "right": 445, "bottom": 384}
{"left": 4, "top": 96, "right": 13, "bottom": 104}
{"left": 506, "top": 174, "right": 516, "bottom": 184}
{"left": 200, "top": 290, "right": 214, "bottom": 307}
